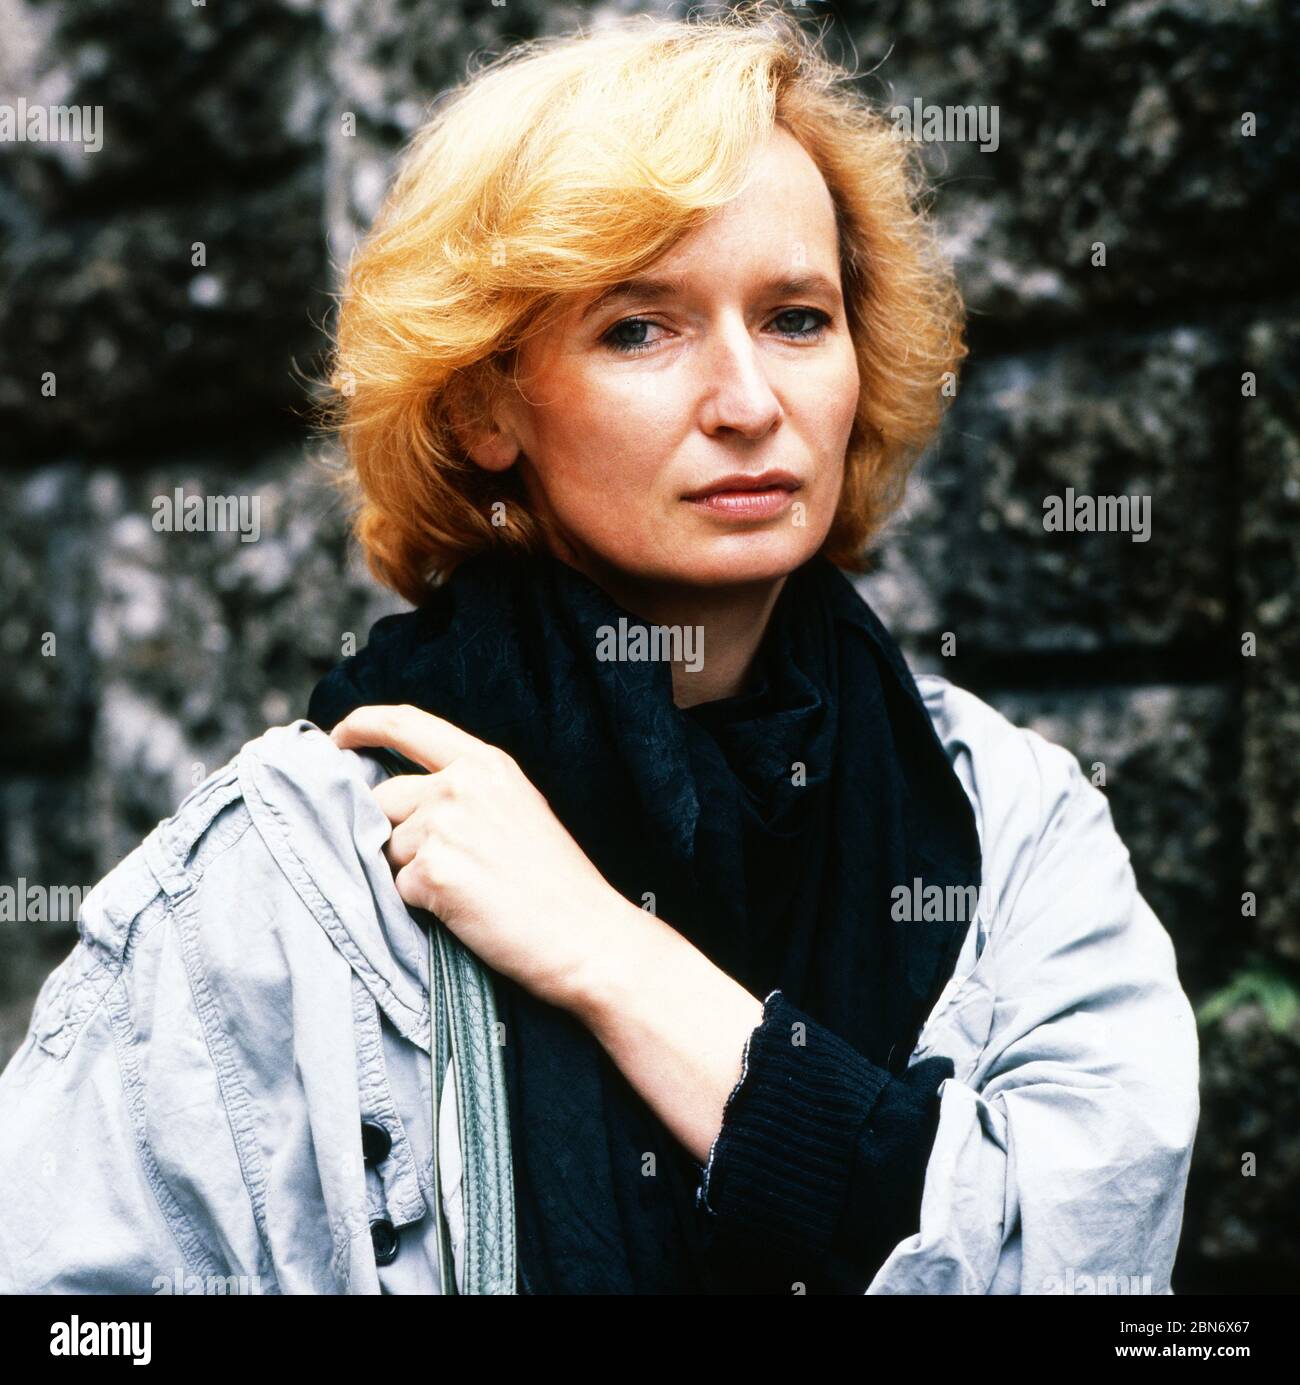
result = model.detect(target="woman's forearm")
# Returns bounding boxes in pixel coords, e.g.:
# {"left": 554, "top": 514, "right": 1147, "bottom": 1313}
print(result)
{"left": 566, "top": 893, "right": 764, "bottom": 1166}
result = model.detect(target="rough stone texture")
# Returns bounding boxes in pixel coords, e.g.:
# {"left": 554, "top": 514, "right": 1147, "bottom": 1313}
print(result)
{"left": 1240, "top": 317, "right": 1300, "bottom": 966}
{"left": 81, "top": 451, "right": 406, "bottom": 869}
{"left": 967, "top": 684, "right": 1240, "bottom": 997}
{"left": 0, "top": 0, "right": 1295, "bottom": 1290}
{"left": 0, "top": 465, "right": 97, "bottom": 762}
{"left": 837, "top": 0, "right": 1300, "bottom": 325}
{"left": 0, "top": 0, "right": 331, "bottom": 448}
{"left": 860, "top": 327, "right": 1235, "bottom": 659}
{"left": 1185, "top": 1002, "right": 1300, "bottom": 1292}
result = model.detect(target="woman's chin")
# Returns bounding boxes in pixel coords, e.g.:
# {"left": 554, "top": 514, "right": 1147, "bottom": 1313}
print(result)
{"left": 648, "top": 530, "right": 828, "bottom": 588}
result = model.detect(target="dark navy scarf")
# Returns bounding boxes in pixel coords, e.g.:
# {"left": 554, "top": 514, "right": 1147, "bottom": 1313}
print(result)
{"left": 308, "top": 550, "right": 980, "bottom": 1293}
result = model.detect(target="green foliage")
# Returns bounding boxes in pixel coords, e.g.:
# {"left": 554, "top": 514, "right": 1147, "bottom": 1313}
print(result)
{"left": 1198, "top": 961, "right": 1300, "bottom": 1035}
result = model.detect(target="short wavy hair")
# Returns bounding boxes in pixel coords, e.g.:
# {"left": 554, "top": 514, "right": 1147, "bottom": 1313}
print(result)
{"left": 321, "top": 1, "right": 967, "bottom": 605}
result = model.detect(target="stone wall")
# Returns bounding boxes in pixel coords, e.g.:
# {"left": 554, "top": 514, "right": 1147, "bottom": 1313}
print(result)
{"left": 0, "top": 0, "right": 1295, "bottom": 1290}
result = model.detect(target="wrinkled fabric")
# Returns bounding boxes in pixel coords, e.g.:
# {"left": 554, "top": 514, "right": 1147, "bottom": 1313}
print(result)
{"left": 307, "top": 551, "right": 981, "bottom": 1294}
{"left": 0, "top": 673, "right": 1200, "bottom": 1294}
{"left": 0, "top": 731, "right": 463, "bottom": 1294}
{"left": 872, "top": 677, "right": 1201, "bottom": 1294}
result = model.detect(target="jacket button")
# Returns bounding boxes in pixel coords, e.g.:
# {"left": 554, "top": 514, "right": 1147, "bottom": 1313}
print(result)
{"left": 371, "top": 1218, "right": 400, "bottom": 1266}
{"left": 361, "top": 1119, "right": 392, "bottom": 1167}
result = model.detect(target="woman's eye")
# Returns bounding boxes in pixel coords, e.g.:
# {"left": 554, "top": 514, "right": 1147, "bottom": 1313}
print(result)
{"left": 602, "top": 317, "right": 662, "bottom": 353}
{"left": 770, "top": 308, "right": 830, "bottom": 339}
{"left": 600, "top": 308, "right": 831, "bottom": 355}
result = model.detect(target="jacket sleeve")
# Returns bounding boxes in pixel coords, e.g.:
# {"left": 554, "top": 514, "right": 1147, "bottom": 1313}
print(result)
{"left": 698, "top": 714, "right": 1200, "bottom": 1295}
{"left": 0, "top": 902, "right": 210, "bottom": 1290}
{"left": 0, "top": 783, "right": 265, "bottom": 1294}
{"left": 864, "top": 723, "right": 1201, "bottom": 1294}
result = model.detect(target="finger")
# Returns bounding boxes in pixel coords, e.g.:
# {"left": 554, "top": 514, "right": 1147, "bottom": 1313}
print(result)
{"left": 384, "top": 814, "right": 424, "bottom": 870}
{"left": 371, "top": 774, "right": 435, "bottom": 825}
{"left": 330, "top": 704, "right": 482, "bottom": 772}
{"left": 392, "top": 857, "right": 435, "bottom": 913}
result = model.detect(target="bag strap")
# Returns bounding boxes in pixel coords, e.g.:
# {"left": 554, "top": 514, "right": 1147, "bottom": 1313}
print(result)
{"left": 427, "top": 925, "right": 457, "bottom": 1294}
{"left": 433, "top": 922, "right": 516, "bottom": 1293}
{"left": 368, "top": 746, "right": 517, "bottom": 1295}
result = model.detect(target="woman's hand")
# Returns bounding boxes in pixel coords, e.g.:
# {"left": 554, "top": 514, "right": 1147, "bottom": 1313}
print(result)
{"left": 330, "top": 702, "right": 765, "bottom": 1164}
{"left": 329, "top": 703, "right": 638, "bottom": 1013}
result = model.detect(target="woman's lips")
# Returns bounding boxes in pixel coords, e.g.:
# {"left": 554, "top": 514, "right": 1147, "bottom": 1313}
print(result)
{"left": 685, "top": 486, "right": 798, "bottom": 519}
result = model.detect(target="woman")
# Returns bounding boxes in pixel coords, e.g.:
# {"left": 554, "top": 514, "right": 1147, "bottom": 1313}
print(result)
{"left": 0, "top": 4, "right": 1198, "bottom": 1295}
{"left": 306, "top": 2, "right": 1198, "bottom": 1292}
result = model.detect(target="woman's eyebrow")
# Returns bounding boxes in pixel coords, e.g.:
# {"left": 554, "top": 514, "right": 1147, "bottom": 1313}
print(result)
{"left": 578, "top": 274, "right": 689, "bottom": 322}
{"left": 579, "top": 270, "right": 841, "bottom": 322}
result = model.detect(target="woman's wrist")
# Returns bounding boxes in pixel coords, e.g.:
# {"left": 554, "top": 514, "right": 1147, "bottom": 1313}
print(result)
{"left": 563, "top": 894, "right": 766, "bottom": 1165}
{"left": 559, "top": 887, "right": 667, "bottom": 1028}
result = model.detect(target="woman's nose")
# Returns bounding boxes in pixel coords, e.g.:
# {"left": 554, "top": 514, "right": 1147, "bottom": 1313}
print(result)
{"left": 695, "top": 322, "right": 784, "bottom": 438}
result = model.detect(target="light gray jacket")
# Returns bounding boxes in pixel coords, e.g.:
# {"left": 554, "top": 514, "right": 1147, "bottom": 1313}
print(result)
{"left": 0, "top": 673, "right": 1200, "bottom": 1294}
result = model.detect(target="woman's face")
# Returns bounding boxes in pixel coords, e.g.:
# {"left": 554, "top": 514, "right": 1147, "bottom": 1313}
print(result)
{"left": 476, "top": 126, "right": 861, "bottom": 592}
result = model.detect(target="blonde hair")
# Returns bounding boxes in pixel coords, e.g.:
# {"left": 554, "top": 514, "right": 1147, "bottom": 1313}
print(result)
{"left": 322, "top": 1, "right": 966, "bottom": 605}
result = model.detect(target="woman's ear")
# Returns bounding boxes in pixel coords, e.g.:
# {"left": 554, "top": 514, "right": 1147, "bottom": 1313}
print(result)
{"left": 464, "top": 425, "right": 521, "bottom": 473}
{"left": 447, "top": 387, "right": 523, "bottom": 474}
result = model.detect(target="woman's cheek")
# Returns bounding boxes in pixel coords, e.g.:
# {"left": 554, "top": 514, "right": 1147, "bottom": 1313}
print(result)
{"left": 537, "top": 466, "right": 648, "bottom": 565}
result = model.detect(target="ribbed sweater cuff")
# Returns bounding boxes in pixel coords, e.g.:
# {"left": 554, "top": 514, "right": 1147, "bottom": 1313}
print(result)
{"left": 696, "top": 989, "right": 954, "bottom": 1276}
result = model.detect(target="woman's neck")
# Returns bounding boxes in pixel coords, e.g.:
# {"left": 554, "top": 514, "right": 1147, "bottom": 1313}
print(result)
{"left": 553, "top": 547, "right": 787, "bottom": 709}
{"left": 661, "top": 577, "right": 786, "bottom": 709}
